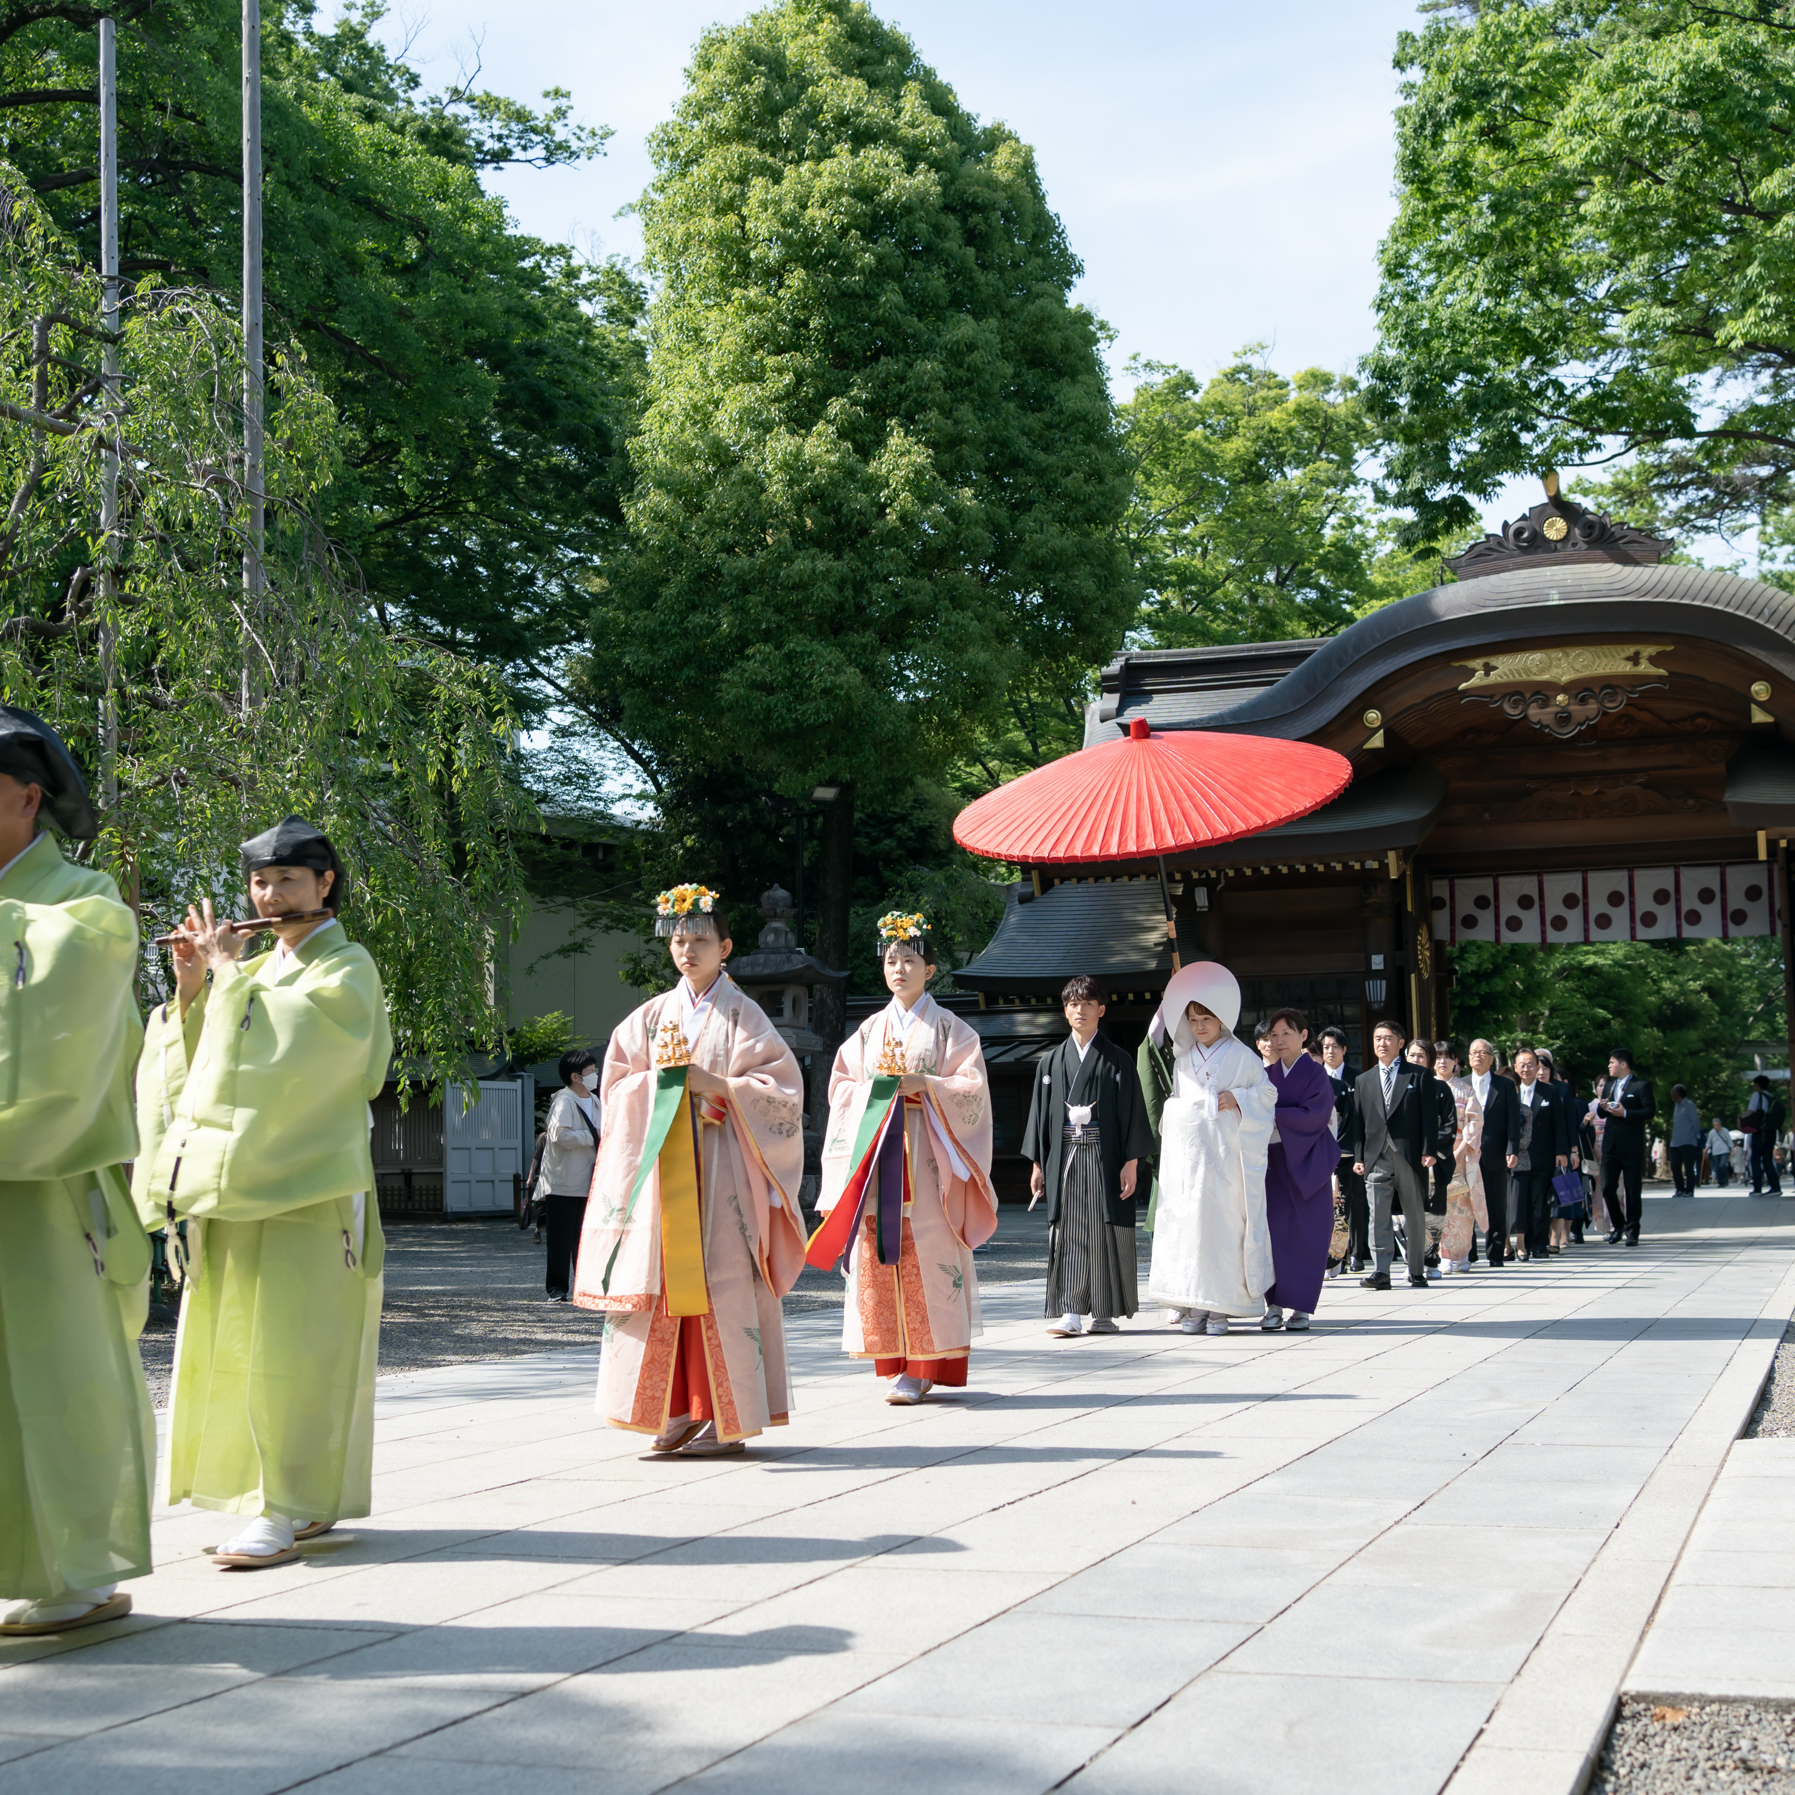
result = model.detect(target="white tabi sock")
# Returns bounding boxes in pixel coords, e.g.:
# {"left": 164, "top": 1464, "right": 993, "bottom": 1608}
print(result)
{"left": 2, "top": 1583, "right": 117, "bottom": 1628}
{"left": 217, "top": 1514, "right": 296, "bottom": 1559}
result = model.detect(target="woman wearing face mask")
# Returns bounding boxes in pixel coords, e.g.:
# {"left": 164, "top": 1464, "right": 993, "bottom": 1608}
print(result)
{"left": 541, "top": 1050, "right": 602, "bottom": 1302}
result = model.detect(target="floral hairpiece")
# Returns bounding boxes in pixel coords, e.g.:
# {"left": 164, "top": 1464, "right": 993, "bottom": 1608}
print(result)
{"left": 654, "top": 883, "right": 721, "bottom": 937}
{"left": 877, "top": 910, "right": 929, "bottom": 947}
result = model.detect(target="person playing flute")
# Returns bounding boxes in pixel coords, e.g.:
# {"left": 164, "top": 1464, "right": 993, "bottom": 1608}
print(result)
{"left": 0, "top": 707, "right": 155, "bottom": 1636}
{"left": 135, "top": 815, "right": 391, "bottom": 1568}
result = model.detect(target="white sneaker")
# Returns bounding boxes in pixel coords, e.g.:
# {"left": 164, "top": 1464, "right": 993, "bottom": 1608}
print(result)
{"left": 1205, "top": 1315, "right": 1230, "bottom": 1336}
{"left": 1261, "top": 1304, "right": 1285, "bottom": 1331}
{"left": 1285, "top": 1311, "right": 1311, "bottom": 1331}
{"left": 885, "top": 1374, "right": 928, "bottom": 1405}
{"left": 1179, "top": 1311, "right": 1207, "bottom": 1334}
{"left": 1088, "top": 1317, "right": 1120, "bottom": 1335}
{"left": 1048, "top": 1312, "right": 1083, "bottom": 1337}
{"left": 1164, "top": 1306, "right": 1188, "bottom": 1325}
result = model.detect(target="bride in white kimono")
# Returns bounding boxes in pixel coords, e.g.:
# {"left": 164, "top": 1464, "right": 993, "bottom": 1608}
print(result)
{"left": 1145, "top": 962, "right": 1277, "bottom": 1336}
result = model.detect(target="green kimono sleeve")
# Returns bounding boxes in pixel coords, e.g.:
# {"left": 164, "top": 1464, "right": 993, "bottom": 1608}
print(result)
{"left": 146, "top": 931, "right": 392, "bottom": 1225}
{"left": 0, "top": 836, "right": 141, "bottom": 1181}
{"left": 132, "top": 989, "right": 208, "bottom": 1226}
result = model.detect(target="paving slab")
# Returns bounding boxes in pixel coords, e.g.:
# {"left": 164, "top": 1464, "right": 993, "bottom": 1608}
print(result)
{"left": 4, "top": 1194, "right": 1792, "bottom": 1795}
{"left": 1625, "top": 1432, "right": 1795, "bottom": 1702}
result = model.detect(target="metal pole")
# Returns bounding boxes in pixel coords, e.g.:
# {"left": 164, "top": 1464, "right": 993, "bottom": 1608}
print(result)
{"left": 795, "top": 808, "right": 805, "bottom": 954}
{"left": 241, "top": 0, "right": 264, "bottom": 677}
{"left": 98, "top": 17, "right": 120, "bottom": 819}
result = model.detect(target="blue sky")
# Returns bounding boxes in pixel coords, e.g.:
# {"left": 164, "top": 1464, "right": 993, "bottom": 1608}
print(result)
{"left": 349, "top": 0, "right": 1543, "bottom": 531}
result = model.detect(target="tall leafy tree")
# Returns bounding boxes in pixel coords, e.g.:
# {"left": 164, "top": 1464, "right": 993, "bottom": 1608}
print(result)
{"left": 1450, "top": 937, "right": 1784, "bottom": 1126}
{"left": 1121, "top": 351, "right": 1431, "bottom": 649}
{"left": 1365, "top": 0, "right": 1795, "bottom": 548}
{"left": 0, "top": 0, "right": 639, "bottom": 694}
{"left": 0, "top": 176, "right": 525, "bottom": 1081}
{"left": 580, "top": 0, "right": 1134, "bottom": 1000}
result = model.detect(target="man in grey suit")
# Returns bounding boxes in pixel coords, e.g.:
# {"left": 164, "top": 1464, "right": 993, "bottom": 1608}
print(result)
{"left": 1348, "top": 1020, "right": 1450, "bottom": 1291}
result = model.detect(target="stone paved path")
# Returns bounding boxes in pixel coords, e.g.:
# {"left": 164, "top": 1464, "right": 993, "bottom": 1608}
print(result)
{"left": 1625, "top": 1432, "right": 1795, "bottom": 1703}
{"left": 3, "top": 1196, "right": 1791, "bottom": 1795}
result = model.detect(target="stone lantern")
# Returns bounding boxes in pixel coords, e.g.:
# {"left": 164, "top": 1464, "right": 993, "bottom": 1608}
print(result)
{"left": 728, "top": 885, "right": 848, "bottom": 1203}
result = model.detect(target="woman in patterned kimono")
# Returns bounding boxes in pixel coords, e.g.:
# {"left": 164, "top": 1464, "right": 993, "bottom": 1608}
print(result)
{"left": 1438, "top": 1044, "right": 1484, "bottom": 1275}
{"left": 815, "top": 912, "right": 998, "bottom": 1405}
{"left": 572, "top": 886, "right": 807, "bottom": 1454}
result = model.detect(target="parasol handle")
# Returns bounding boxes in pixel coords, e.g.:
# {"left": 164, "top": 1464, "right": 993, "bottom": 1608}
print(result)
{"left": 1158, "top": 854, "right": 1181, "bottom": 971}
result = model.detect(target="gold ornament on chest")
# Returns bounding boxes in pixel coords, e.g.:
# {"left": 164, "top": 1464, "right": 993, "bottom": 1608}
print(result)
{"left": 875, "top": 1036, "right": 909, "bottom": 1078}
{"left": 655, "top": 1018, "right": 693, "bottom": 1069}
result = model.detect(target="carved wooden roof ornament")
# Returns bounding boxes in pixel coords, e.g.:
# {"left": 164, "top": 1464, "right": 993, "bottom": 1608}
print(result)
{"left": 1452, "top": 643, "right": 1673, "bottom": 737}
{"left": 1445, "top": 472, "right": 1673, "bottom": 580}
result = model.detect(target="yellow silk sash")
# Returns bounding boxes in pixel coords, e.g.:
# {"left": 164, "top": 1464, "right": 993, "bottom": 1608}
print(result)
{"left": 658, "top": 1088, "right": 713, "bottom": 1316}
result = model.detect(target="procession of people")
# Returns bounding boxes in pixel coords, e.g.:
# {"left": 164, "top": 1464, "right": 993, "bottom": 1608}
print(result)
{"left": 0, "top": 695, "right": 1773, "bottom": 1639}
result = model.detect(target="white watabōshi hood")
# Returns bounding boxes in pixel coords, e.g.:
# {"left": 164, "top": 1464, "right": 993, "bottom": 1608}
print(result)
{"left": 1152, "top": 961, "right": 1242, "bottom": 1050}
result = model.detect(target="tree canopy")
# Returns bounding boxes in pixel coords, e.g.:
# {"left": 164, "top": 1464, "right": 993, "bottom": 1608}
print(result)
{"left": 576, "top": 0, "right": 1133, "bottom": 968}
{"left": 1450, "top": 937, "right": 1785, "bottom": 1126}
{"left": 0, "top": 172, "right": 525, "bottom": 1082}
{"left": 1365, "top": 0, "right": 1795, "bottom": 550}
{"left": 0, "top": 0, "right": 641, "bottom": 695}
{"left": 1121, "top": 351, "right": 1431, "bottom": 649}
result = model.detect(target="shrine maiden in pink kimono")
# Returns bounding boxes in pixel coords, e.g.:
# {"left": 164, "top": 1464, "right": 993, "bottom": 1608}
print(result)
{"left": 572, "top": 886, "right": 807, "bottom": 1455}
{"left": 812, "top": 912, "right": 998, "bottom": 1405}
{"left": 1145, "top": 962, "right": 1277, "bottom": 1336}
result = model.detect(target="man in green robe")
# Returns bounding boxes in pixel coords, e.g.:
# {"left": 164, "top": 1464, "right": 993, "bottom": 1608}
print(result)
{"left": 136, "top": 816, "right": 391, "bottom": 1569}
{"left": 0, "top": 707, "right": 154, "bottom": 1636}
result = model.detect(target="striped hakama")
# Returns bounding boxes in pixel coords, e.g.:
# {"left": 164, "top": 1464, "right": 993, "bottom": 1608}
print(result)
{"left": 1045, "top": 1124, "right": 1139, "bottom": 1320}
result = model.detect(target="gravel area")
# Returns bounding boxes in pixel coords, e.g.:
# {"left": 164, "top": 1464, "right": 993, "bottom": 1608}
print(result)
{"left": 1746, "top": 1321, "right": 1795, "bottom": 1438}
{"left": 137, "top": 1201, "right": 1056, "bottom": 1407}
{"left": 1592, "top": 1698, "right": 1795, "bottom": 1794}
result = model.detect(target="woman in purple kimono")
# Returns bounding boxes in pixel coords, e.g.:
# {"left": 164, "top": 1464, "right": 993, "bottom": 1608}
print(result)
{"left": 1260, "top": 1007, "right": 1338, "bottom": 1332}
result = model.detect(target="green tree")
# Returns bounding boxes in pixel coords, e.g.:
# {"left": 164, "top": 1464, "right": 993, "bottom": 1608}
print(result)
{"left": 579, "top": 0, "right": 1134, "bottom": 1005}
{"left": 1450, "top": 938, "right": 1785, "bottom": 1127}
{"left": 0, "top": 171, "right": 525, "bottom": 1084}
{"left": 1365, "top": 0, "right": 1795, "bottom": 549}
{"left": 0, "top": 1, "right": 640, "bottom": 698}
{"left": 1121, "top": 352, "right": 1432, "bottom": 648}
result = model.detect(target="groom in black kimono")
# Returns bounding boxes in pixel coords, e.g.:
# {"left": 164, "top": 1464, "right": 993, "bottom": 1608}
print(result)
{"left": 1024, "top": 975, "right": 1156, "bottom": 1338}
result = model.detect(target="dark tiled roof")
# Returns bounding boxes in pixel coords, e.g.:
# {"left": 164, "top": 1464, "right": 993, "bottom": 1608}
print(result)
{"left": 956, "top": 880, "right": 1173, "bottom": 992}
{"left": 1090, "top": 563, "right": 1795, "bottom": 745}
{"left": 1183, "top": 763, "right": 1450, "bottom": 864}
{"left": 1725, "top": 743, "right": 1795, "bottom": 828}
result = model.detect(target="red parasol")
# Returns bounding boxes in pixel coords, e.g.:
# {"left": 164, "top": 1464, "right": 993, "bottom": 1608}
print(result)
{"left": 952, "top": 717, "right": 1352, "bottom": 866}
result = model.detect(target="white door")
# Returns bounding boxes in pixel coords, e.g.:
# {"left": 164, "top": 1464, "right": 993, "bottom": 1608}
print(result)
{"left": 444, "top": 1080, "right": 524, "bottom": 1215}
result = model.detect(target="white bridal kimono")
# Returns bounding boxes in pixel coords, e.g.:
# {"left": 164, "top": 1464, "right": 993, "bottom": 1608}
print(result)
{"left": 1146, "top": 1028, "right": 1277, "bottom": 1317}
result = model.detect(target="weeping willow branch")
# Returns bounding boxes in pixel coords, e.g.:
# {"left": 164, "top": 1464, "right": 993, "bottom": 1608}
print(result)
{"left": 0, "top": 164, "right": 531, "bottom": 1089}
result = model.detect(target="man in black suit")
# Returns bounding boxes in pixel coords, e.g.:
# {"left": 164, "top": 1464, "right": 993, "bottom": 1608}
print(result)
{"left": 1599, "top": 1048, "right": 1653, "bottom": 1246}
{"left": 1465, "top": 1038, "right": 1521, "bottom": 1266}
{"left": 1511, "top": 1047, "right": 1572, "bottom": 1261}
{"left": 1349, "top": 1020, "right": 1452, "bottom": 1290}
{"left": 1318, "top": 1026, "right": 1366, "bottom": 1272}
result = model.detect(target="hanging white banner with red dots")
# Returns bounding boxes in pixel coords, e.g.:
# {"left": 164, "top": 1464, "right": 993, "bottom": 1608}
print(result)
{"left": 1431, "top": 866, "right": 1776, "bottom": 944}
